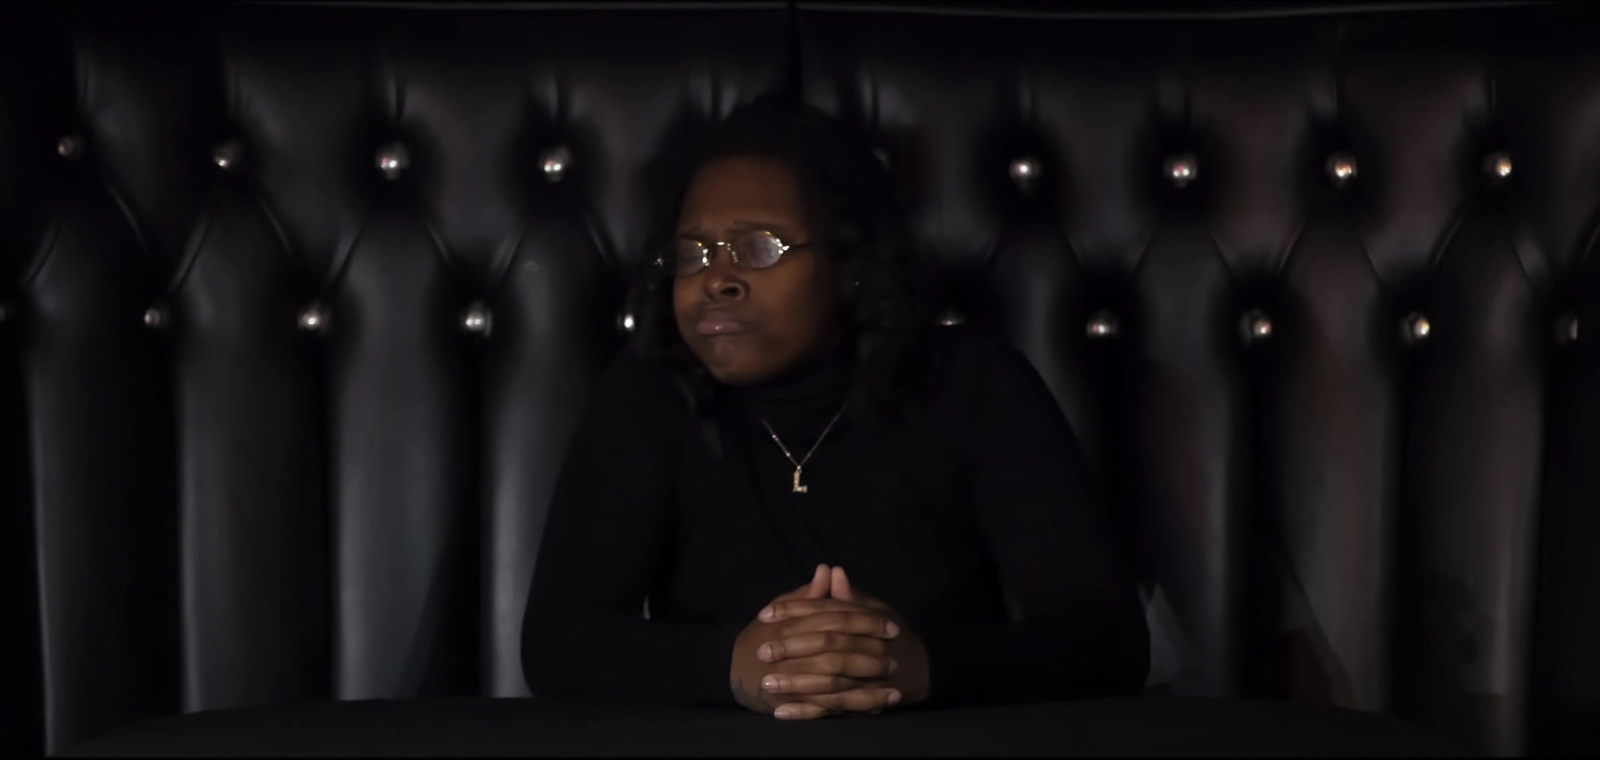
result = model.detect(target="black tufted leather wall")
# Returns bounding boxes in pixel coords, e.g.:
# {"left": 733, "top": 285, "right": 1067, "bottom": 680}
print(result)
{"left": 2, "top": 1, "right": 1597, "bottom": 756}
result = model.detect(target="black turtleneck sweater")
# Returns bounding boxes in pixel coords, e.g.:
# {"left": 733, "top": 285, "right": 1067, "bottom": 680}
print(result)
{"left": 521, "top": 326, "right": 1149, "bottom": 708}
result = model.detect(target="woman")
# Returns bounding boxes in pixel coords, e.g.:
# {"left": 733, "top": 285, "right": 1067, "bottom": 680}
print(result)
{"left": 521, "top": 94, "right": 1148, "bottom": 720}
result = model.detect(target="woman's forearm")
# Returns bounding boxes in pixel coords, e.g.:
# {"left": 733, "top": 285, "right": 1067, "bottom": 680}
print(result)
{"left": 521, "top": 615, "right": 746, "bottom": 706}
{"left": 917, "top": 600, "right": 1149, "bottom": 706}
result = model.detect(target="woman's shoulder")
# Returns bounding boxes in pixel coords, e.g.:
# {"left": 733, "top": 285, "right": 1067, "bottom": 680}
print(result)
{"left": 910, "top": 326, "right": 1079, "bottom": 462}
{"left": 917, "top": 324, "right": 1045, "bottom": 392}
{"left": 589, "top": 340, "right": 692, "bottom": 420}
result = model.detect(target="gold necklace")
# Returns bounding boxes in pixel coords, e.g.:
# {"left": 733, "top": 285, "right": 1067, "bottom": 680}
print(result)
{"left": 761, "top": 404, "right": 848, "bottom": 493}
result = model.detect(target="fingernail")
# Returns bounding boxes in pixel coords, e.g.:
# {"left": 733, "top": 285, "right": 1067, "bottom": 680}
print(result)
{"left": 887, "top": 689, "right": 902, "bottom": 706}
{"left": 774, "top": 707, "right": 793, "bottom": 719}
{"left": 759, "top": 606, "right": 776, "bottom": 622}
{"left": 758, "top": 643, "right": 774, "bottom": 661}
{"left": 885, "top": 620, "right": 900, "bottom": 638}
{"left": 763, "top": 675, "right": 781, "bottom": 692}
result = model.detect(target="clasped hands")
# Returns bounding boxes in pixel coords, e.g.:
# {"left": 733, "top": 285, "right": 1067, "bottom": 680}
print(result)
{"left": 730, "top": 564, "right": 929, "bottom": 720}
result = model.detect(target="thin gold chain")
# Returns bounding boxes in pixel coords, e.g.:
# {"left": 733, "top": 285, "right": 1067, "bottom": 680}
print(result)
{"left": 761, "top": 403, "right": 848, "bottom": 473}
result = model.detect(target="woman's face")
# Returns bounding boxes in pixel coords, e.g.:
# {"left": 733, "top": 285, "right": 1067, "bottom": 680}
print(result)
{"left": 673, "top": 156, "right": 839, "bottom": 386}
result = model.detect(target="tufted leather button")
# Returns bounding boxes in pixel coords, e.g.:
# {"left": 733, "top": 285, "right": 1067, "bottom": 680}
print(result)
{"left": 212, "top": 139, "right": 244, "bottom": 171}
{"left": 1482, "top": 151, "right": 1512, "bottom": 182}
{"left": 872, "top": 147, "right": 890, "bottom": 169}
{"left": 540, "top": 145, "right": 571, "bottom": 183}
{"left": 1555, "top": 312, "right": 1579, "bottom": 345}
{"left": 1239, "top": 309, "right": 1273, "bottom": 343}
{"left": 460, "top": 301, "right": 492, "bottom": 336}
{"left": 376, "top": 142, "right": 410, "bottom": 181}
{"left": 1086, "top": 309, "right": 1120, "bottom": 340}
{"left": 1402, "top": 311, "right": 1432, "bottom": 344}
{"left": 143, "top": 305, "right": 169, "bottom": 330}
{"left": 1326, "top": 152, "right": 1357, "bottom": 188}
{"left": 935, "top": 308, "right": 965, "bottom": 327}
{"left": 1009, "top": 156, "right": 1041, "bottom": 188}
{"left": 617, "top": 311, "right": 636, "bottom": 335}
{"left": 296, "top": 303, "right": 328, "bottom": 333}
{"left": 1165, "top": 153, "right": 1198, "bottom": 188}
{"left": 57, "top": 135, "right": 83, "bottom": 159}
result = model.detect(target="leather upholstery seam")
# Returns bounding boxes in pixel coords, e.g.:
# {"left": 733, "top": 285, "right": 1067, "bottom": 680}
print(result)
{"left": 15, "top": 210, "right": 64, "bottom": 293}
{"left": 165, "top": 197, "right": 218, "bottom": 298}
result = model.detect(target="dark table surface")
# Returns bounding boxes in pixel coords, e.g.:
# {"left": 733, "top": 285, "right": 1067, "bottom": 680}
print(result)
{"left": 60, "top": 695, "right": 1473, "bottom": 757}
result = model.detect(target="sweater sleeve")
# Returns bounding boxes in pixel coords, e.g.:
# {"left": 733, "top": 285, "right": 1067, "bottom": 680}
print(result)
{"left": 520, "top": 348, "right": 745, "bottom": 706}
{"left": 918, "top": 336, "right": 1150, "bottom": 707}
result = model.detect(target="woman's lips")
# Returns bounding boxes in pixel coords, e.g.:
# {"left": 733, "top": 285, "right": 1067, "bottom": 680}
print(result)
{"left": 695, "top": 315, "right": 748, "bottom": 336}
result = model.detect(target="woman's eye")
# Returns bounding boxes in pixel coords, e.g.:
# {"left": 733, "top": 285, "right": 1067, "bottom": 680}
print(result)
{"left": 674, "top": 241, "right": 707, "bottom": 270}
{"left": 740, "top": 232, "right": 785, "bottom": 268}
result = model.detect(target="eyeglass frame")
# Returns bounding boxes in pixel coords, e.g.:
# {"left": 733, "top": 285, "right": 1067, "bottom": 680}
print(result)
{"left": 653, "top": 228, "right": 815, "bottom": 278}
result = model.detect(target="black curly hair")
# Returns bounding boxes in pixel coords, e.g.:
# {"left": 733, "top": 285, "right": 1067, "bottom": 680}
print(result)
{"left": 628, "top": 92, "right": 924, "bottom": 423}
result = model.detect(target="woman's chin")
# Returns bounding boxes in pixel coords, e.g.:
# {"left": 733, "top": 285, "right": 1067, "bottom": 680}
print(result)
{"left": 696, "top": 351, "right": 777, "bottom": 387}
{"left": 692, "top": 337, "right": 764, "bottom": 386}
{"left": 703, "top": 362, "right": 769, "bottom": 387}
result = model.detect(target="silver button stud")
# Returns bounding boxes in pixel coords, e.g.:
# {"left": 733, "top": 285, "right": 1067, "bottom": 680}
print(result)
{"left": 297, "top": 303, "right": 328, "bottom": 333}
{"left": 461, "top": 301, "right": 492, "bottom": 336}
{"left": 936, "top": 309, "right": 965, "bottom": 327}
{"left": 1086, "top": 310, "right": 1120, "bottom": 340}
{"left": 540, "top": 145, "right": 571, "bottom": 183}
{"left": 1009, "top": 157, "right": 1041, "bottom": 189}
{"left": 872, "top": 147, "right": 891, "bottom": 169}
{"left": 212, "top": 139, "right": 244, "bottom": 171}
{"left": 1555, "top": 312, "right": 1579, "bottom": 345}
{"left": 1402, "top": 311, "right": 1432, "bottom": 344}
{"left": 1326, "top": 152, "right": 1357, "bottom": 188}
{"left": 617, "top": 311, "right": 636, "bottom": 334}
{"left": 143, "top": 305, "right": 169, "bottom": 329}
{"left": 1165, "top": 153, "right": 1198, "bottom": 188}
{"left": 376, "top": 142, "right": 410, "bottom": 181}
{"left": 1240, "top": 309, "right": 1273, "bottom": 343}
{"left": 1483, "top": 151, "right": 1512, "bottom": 181}
{"left": 57, "top": 135, "right": 83, "bottom": 159}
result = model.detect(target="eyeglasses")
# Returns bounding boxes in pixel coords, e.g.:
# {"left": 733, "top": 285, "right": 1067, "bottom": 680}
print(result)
{"left": 655, "top": 229, "right": 812, "bottom": 278}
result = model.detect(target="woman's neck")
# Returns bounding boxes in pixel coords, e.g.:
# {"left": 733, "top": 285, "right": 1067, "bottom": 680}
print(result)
{"left": 734, "top": 339, "right": 855, "bottom": 436}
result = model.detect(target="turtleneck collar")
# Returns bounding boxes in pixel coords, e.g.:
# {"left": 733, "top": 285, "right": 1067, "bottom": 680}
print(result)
{"left": 730, "top": 340, "right": 856, "bottom": 439}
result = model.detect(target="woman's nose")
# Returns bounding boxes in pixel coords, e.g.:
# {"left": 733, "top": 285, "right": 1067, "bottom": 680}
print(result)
{"left": 703, "top": 257, "right": 748, "bottom": 301}
{"left": 707, "top": 275, "right": 747, "bottom": 301}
